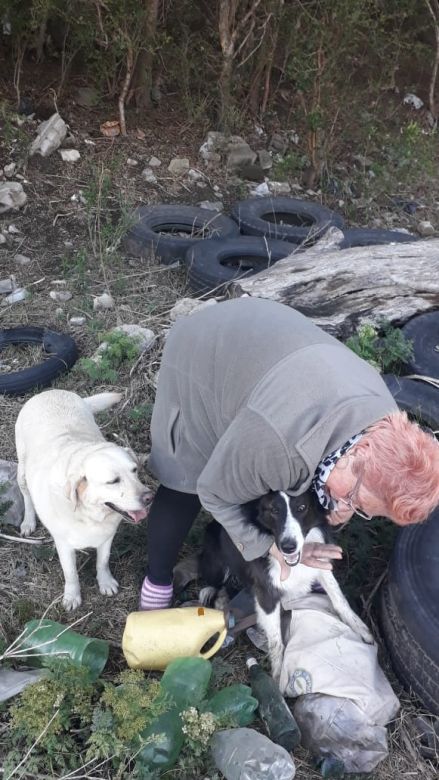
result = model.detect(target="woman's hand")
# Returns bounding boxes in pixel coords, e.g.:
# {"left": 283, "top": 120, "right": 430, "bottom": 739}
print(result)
{"left": 269, "top": 541, "right": 343, "bottom": 581}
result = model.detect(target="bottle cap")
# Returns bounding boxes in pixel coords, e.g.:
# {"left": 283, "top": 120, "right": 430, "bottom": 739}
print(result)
{"left": 246, "top": 657, "right": 258, "bottom": 668}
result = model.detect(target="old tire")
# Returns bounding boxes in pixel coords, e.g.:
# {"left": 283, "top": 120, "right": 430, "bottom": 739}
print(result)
{"left": 340, "top": 227, "right": 417, "bottom": 248}
{"left": 380, "top": 507, "right": 439, "bottom": 714}
{"left": 185, "top": 237, "right": 296, "bottom": 294}
{"left": 401, "top": 311, "right": 439, "bottom": 379}
{"left": 230, "top": 196, "right": 344, "bottom": 244}
{"left": 124, "top": 204, "right": 240, "bottom": 265}
{"left": 0, "top": 326, "right": 78, "bottom": 396}
{"left": 383, "top": 375, "right": 439, "bottom": 431}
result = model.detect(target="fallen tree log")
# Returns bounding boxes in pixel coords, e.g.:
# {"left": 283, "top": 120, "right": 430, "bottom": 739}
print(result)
{"left": 230, "top": 228, "right": 439, "bottom": 338}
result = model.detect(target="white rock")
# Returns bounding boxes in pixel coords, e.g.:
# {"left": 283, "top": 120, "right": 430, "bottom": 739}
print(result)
{"left": 0, "top": 234, "right": 6, "bottom": 245}
{"left": 69, "top": 316, "right": 86, "bottom": 326}
{"left": 198, "top": 200, "right": 224, "bottom": 212}
{"left": 170, "top": 297, "right": 218, "bottom": 321}
{"left": 55, "top": 307, "right": 64, "bottom": 317}
{"left": 1, "top": 288, "right": 29, "bottom": 305}
{"left": 59, "top": 149, "right": 81, "bottom": 162}
{"left": 0, "top": 182, "right": 27, "bottom": 214}
{"left": 269, "top": 181, "right": 291, "bottom": 195}
{"left": 148, "top": 156, "right": 162, "bottom": 167}
{"left": 49, "top": 290, "right": 72, "bottom": 302}
{"left": 14, "top": 253, "right": 31, "bottom": 265}
{"left": 4, "top": 162, "right": 16, "bottom": 177}
{"left": 403, "top": 93, "right": 424, "bottom": 110}
{"left": 141, "top": 167, "right": 158, "bottom": 184}
{"left": 30, "top": 113, "right": 67, "bottom": 157}
{"left": 196, "top": 181, "right": 208, "bottom": 189}
{"left": 93, "top": 292, "right": 115, "bottom": 311}
{"left": 64, "top": 240, "right": 74, "bottom": 248}
{"left": 8, "top": 224, "right": 20, "bottom": 233}
{"left": 112, "top": 324, "right": 155, "bottom": 352}
{"left": 188, "top": 168, "right": 205, "bottom": 182}
{"left": 250, "top": 182, "right": 270, "bottom": 197}
{"left": 418, "top": 220, "right": 435, "bottom": 236}
{"left": 289, "top": 130, "right": 300, "bottom": 145}
{"left": 168, "top": 157, "right": 190, "bottom": 175}
{"left": 127, "top": 157, "right": 138, "bottom": 167}
{"left": 199, "top": 142, "right": 221, "bottom": 165}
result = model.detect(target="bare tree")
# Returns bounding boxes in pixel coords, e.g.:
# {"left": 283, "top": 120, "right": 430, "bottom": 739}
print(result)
{"left": 424, "top": 0, "right": 439, "bottom": 121}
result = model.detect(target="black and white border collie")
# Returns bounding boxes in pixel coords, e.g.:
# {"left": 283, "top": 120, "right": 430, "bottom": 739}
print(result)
{"left": 199, "top": 490, "right": 373, "bottom": 680}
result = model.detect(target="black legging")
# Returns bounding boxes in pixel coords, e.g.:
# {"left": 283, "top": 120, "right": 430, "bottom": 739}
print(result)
{"left": 146, "top": 485, "right": 201, "bottom": 585}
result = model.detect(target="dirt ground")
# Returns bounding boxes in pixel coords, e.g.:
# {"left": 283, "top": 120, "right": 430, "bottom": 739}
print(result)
{"left": 0, "top": 75, "right": 438, "bottom": 779}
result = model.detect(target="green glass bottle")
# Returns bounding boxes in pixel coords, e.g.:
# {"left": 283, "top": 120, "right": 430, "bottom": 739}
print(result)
{"left": 246, "top": 657, "right": 302, "bottom": 751}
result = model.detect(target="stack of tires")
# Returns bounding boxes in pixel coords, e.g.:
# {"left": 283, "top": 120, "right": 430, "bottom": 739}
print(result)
{"left": 124, "top": 197, "right": 415, "bottom": 295}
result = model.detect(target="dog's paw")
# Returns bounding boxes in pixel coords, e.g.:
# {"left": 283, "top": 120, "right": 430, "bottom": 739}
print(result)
{"left": 98, "top": 574, "right": 119, "bottom": 596}
{"left": 20, "top": 516, "right": 37, "bottom": 537}
{"left": 360, "top": 626, "right": 374, "bottom": 645}
{"left": 63, "top": 589, "right": 82, "bottom": 611}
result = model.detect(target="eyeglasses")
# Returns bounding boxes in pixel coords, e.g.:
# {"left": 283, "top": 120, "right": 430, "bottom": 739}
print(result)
{"left": 334, "top": 474, "right": 374, "bottom": 522}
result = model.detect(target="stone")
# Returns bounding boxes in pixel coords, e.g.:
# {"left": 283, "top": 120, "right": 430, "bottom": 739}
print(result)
{"left": 403, "top": 93, "right": 423, "bottom": 110}
{"left": 141, "top": 167, "right": 158, "bottom": 184}
{"left": 8, "top": 224, "right": 20, "bottom": 233}
{"left": 0, "top": 460, "right": 24, "bottom": 528}
{"left": 30, "top": 112, "right": 67, "bottom": 157}
{"left": 112, "top": 324, "right": 155, "bottom": 352}
{"left": 148, "top": 156, "right": 162, "bottom": 167}
{"left": 198, "top": 200, "right": 224, "bottom": 212}
{"left": 0, "top": 276, "right": 16, "bottom": 293}
{"left": 1, "top": 288, "right": 29, "bottom": 305}
{"left": 168, "top": 157, "right": 190, "bottom": 175}
{"left": 14, "top": 253, "right": 31, "bottom": 265}
{"left": 418, "top": 220, "right": 435, "bottom": 236}
{"left": 93, "top": 292, "right": 115, "bottom": 310}
{"left": 239, "top": 163, "right": 265, "bottom": 182}
{"left": 0, "top": 234, "right": 6, "bottom": 245}
{"left": 4, "top": 162, "right": 16, "bottom": 177}
{"left": 269, "top": 180, "right": 291, "bottom": 195}
{"left": 75, "top": 86, "right": 100, "bottom": 108}
{"left": 69, "top": 316, "right": 86, "bottom": 326}
{"left": 269, "top": 133, "right": 288, "bottom": 155}
{"left": 188, "top": 168, "right": 205, "bottom": 182}
{"left": 49, "top": 290, "right": 72, "bottom": 302}
{"left": 0, "top": 182, "right": 27, "bottom": 214}
{"left": 250, "top": 182, "right": 270, "bottom": 197}
{"left": 196, "top": 181, "right": 208, "bottom": 189}
{"left": 199, "top": 143, "right": 221, "bottom": 165}
{"left": 126, "top": 157, "right": 138, "bottom": 167}
{"left": 226, "top": 143, "right": 257, "bottom": 173}
{"left": 170, "top": 297, "right": 218, "bottom": 321}
{"left": 59, "top": 149, "right": 80, "bottom": 162}
{"left": 258, "top": 150, "right": 273, "bottom": 170}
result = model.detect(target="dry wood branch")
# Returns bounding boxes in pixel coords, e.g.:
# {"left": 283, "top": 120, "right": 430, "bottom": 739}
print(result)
{"left": 118, "top": 43, "right": 134, "bottom": 136}
{"left": 231, "top": 229, "right": 439, "bottom": 338}
{"left": 424, "top": 0, "right": 439, "bottom": 119}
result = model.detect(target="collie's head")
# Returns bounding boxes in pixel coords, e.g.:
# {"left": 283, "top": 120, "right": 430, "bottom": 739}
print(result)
{"left": 257, "top": 489, "right": 325, "bottom": 566}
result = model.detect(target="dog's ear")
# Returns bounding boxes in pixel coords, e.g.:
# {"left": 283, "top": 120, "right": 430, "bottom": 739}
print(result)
{"left": 65, "top": 476, "right": 87, "bottom": 510}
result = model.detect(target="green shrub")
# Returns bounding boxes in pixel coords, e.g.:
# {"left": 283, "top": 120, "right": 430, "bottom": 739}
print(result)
{"left": 346, "top": 321, "right": 414, "bottom": 373}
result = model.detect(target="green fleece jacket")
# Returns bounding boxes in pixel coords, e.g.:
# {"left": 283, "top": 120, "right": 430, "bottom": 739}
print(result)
{"left": 148, "top": 298, "right": 397, "bottom": 560}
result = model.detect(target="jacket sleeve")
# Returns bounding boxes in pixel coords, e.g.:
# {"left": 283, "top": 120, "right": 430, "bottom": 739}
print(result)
{"left": 196, "top": 407, "right": 308, "bottom": 561}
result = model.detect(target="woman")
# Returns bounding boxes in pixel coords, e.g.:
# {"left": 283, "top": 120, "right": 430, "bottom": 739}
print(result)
{"left": 140, "top": 298, "right": 439, "bottom": 609}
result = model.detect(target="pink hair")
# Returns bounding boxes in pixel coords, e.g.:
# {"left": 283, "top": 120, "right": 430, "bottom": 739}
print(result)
{"left": 354, "top": 411, "right": 439, "bottom": 525}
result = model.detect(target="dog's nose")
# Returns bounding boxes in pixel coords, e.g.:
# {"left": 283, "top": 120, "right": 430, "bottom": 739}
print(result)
{"left": 281, "top": 540, "right": 298, "bottom": 554}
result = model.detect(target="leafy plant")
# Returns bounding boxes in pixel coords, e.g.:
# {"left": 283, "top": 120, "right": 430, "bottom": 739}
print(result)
{"left": 78, "top": 330, "right": 142, "bottom": 384}
{"left": 346, "top": 321, "right": 414, "bottom": 373}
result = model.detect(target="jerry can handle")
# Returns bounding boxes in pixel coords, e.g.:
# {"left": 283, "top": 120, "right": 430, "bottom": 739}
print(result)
{"left": 199, "top": 626, "right": 228, "bottom": 659}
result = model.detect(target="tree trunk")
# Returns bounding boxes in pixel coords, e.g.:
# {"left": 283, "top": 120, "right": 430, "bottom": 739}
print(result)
{"left": 230, "top": 228, "right": 439, "bottom": 338}
{"left": 131, "top": 0, "right": 159, "bottom": 111}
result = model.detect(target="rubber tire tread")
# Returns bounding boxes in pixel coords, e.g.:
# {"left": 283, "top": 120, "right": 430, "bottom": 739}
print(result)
{"left": 382, "top": 375, "right": 439, "bottom": 431}
{"left": 381, "top": 579, "right": 439, "bottom": 714}
{"left": 125, "top": 204, "right": 240, "bottom": 265}
{"left": 185, "top": 237, "right": 296, "bottom": 293}
{"left": 340, "top": 227, "right": 417, "bottom": 248}
{"left": 402, "top": 311, "right": 439, "bottom": 379}
{"left": 0, "top": 326, "right": 78, "bottom": 395}
{"left": 230, "top": 196, "right": 344, "bottom": 243}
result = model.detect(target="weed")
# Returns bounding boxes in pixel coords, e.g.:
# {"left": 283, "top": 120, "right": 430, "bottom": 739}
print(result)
{"left": 271, "top": 151, "right": 308, "bottom": 181}
{"left": 346, "top": 321, "right": 413, "bottom": 373}
{"left": 77, "top": 330, "right": 142, "bottom": 384}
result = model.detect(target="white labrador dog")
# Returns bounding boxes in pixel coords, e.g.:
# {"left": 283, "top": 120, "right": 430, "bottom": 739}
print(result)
{"left": 15, "top": 389, "right": 152, "bottom": 610}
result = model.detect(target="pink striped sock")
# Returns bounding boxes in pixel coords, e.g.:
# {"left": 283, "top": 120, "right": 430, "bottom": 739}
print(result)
{"left": 139, "top": 576, "right": 173, "bottom": 611}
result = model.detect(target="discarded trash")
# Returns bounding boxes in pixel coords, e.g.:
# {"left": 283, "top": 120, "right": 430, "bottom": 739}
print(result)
{"left": 19, "top": 619, "right": 109, "bottom": 680}
{"left": 160, "top": 657, "right": 212, "bottom": 707}
{"left": 0, "top": 276, "right": 15, "bottom": 293}
{"left": 14, "top": 254, "right": 31, "bottom": 265}
{"left": 59, "top": 149, "right": 81, "bottom": 163}
{"left": 247, "top": 657, "right": 301, "bottom": 751}
{"left": 30, "top": 113, "right": 67, "bottom": 157}
{"left": 49, "top": 290, "right": 72, "bottom": 302}
{"left": 0, "top": 668, "right": 44, "bottom": 702}
{"left": 93, "top": 292, "right": 115, "bottom": 311}
{"left": 137, "top": 707, "right": 184, "bottom": 772}
{"left": 0, "top": 182, "right": 27, "bottom": 213}
{"left": 211, "top": 727, "right": 296, "bottom": 780}
{"left": 403, "top": 93, "right": 424, "bottom": 110}
{"left": 2, "top": 288, "right": 29, "bottom": 305}
{"left": 122, "top": 607, "right": 227, "bottom": 670}
{"left": 100, "top": 120, "right": 120, "bottom": 138}
{"left": 69, "top": 316, "right": 86, "bottom": 326}
{"left": 201, "top": 683, "right": 258, "bottom": 726}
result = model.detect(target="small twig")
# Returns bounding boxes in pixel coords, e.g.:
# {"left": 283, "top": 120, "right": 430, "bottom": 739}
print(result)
{"left": 0, "top": 532, "right": 48, "bottom": 545}
{"left": 5, "top": 709, "right": 61, "bottom": 780}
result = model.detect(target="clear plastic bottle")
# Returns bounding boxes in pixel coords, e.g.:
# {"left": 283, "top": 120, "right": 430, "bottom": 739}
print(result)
{"left": 211, "top": 727, "right": 296, "bottom": 780}
{"left": 246, "top": 657, "right": 301, "bottom": 751}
